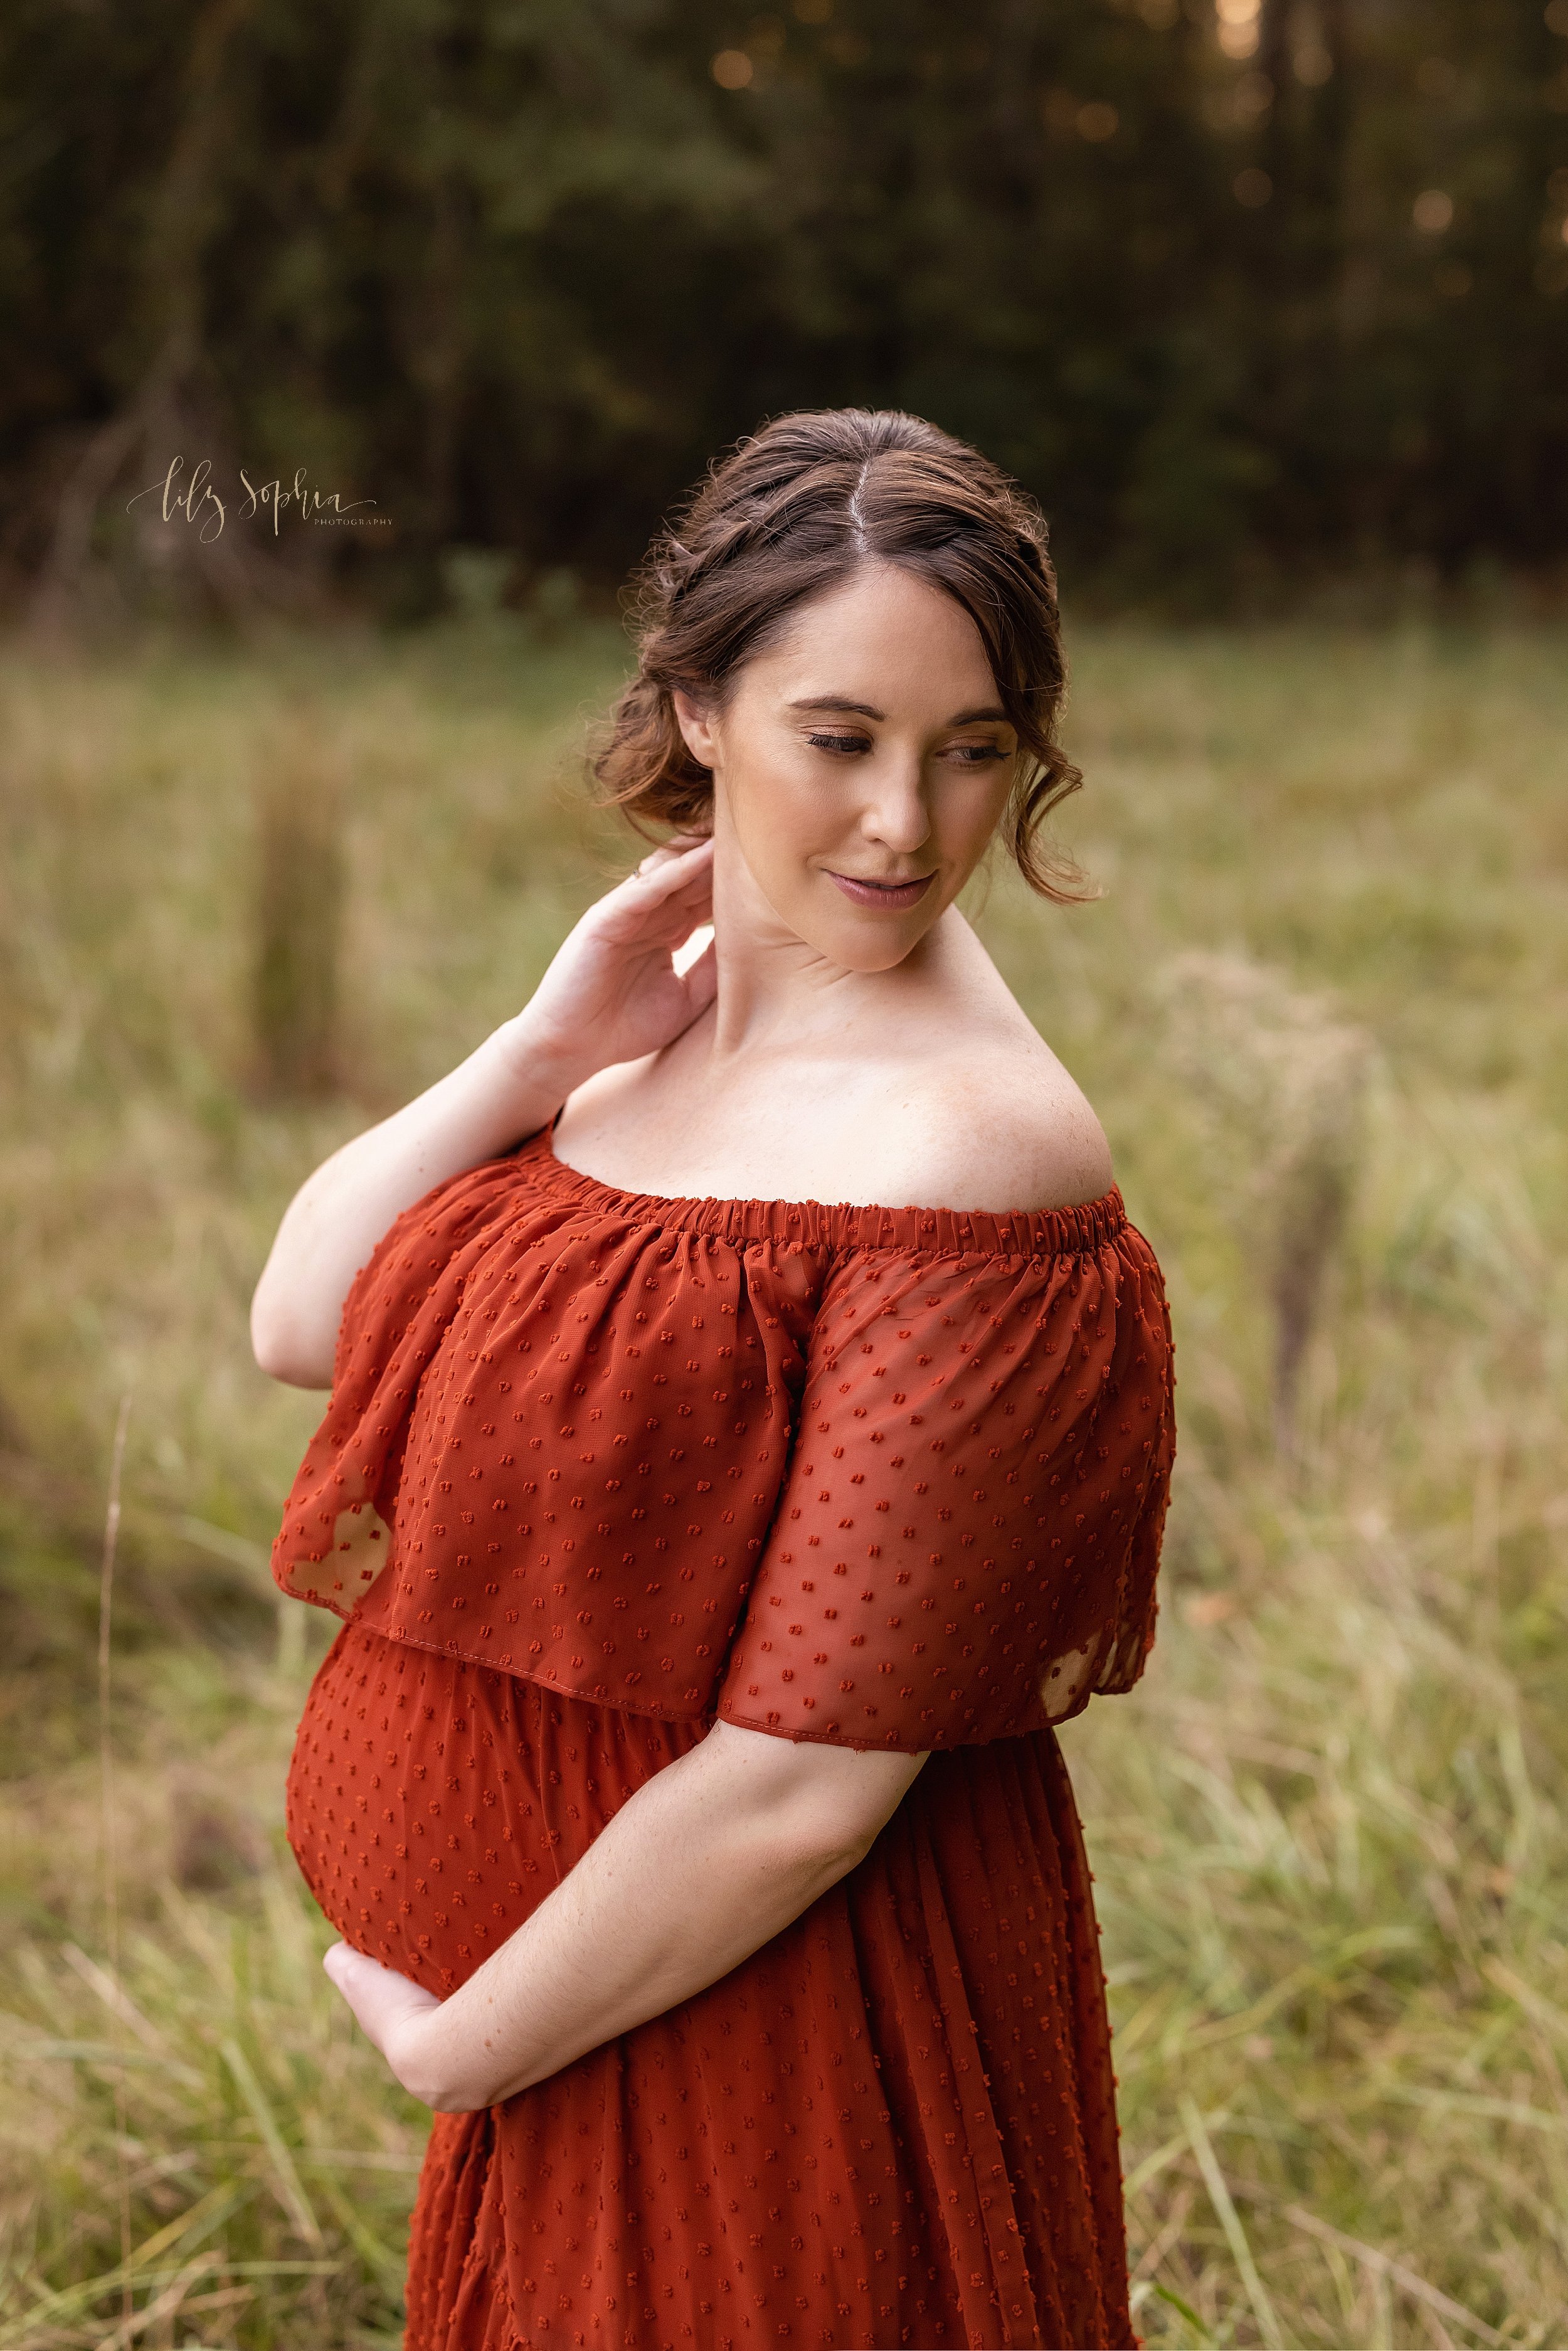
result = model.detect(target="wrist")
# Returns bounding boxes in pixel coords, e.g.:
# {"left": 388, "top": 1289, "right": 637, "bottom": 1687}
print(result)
{"left": 390, "top": 2000, "right": 501, "bottom": 2115}
{"left": 483, "top": 1009, "right": 598, "bottom": 1108}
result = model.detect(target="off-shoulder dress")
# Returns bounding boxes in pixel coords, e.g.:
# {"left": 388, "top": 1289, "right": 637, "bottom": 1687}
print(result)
{"left": 274, "top": 1120, "right": 1176, "bottom": 2351}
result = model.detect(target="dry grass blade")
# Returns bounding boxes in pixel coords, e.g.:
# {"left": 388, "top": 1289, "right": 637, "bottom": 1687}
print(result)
{"left": 118, "top": 2181, "right": 250, "bottom": 2278}
{"left": 96, "top": 1391, "right": 133, "bottom": 2327}
{"left": 1124, "top": 2124, "right": 1208, "bottom": 2200}
{"left": 92, "top": 2252, "right": 218, "bottom": 2349}
{"left": 1282, "top": 2205, "right": 1504, "bottom": 2345}
{"left": 313, "top": 2175, "right": 407, "bottom": 2292}
{"left": 218, "top": 2037, "right": 324, "bottom": 2249}
{"left": 1482, "top": 1958, "right": 1568, "bottom": 2057}
{"left": 57, "top": 1944, "right": 166, "bottom": 2053}
{"left": 1384, "top": 2086, "right": 1568, "bottom": 2135}
{"left": 1130, "top": 2183, "right": 1194, "bottom": 2286}
{"left": 1179, "top": 2096, "right": 1283, "bottom": 2348}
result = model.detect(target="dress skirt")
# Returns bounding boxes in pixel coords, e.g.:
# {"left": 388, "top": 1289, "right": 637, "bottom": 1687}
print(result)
{"left": 287, "top": 1617, "right": 1136, "bottom": 2350}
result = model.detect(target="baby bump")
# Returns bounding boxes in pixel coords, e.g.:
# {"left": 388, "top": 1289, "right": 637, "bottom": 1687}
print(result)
{"left": 285, "top": 1617, "right": 703, "bottom": 1995}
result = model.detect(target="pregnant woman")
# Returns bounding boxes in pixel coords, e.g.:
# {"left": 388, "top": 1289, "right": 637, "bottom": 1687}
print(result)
{"left": 254, "top": 407, "right": 1175, "bottom": 2351}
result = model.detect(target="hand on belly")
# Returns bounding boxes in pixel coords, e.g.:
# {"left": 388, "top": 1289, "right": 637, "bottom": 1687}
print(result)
{"left": 322, "top": 1942, "right": 487, "bottom": 2113}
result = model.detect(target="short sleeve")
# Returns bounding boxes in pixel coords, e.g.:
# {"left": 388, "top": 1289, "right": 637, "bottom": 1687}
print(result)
{"left": 270, "top": 1153, "right": 541, "bottom": 1611}
{"left": 715, "top": 1228, "right": 1175, "bottom": 1752}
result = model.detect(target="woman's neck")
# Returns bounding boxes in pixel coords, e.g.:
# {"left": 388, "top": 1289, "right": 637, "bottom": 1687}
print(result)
{"left": 701, "top": 827, "right": 960, "bottom": 1064}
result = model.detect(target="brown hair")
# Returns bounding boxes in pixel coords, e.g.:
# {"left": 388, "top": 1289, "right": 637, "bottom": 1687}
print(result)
{"left": 592, "top": 408, "right": 1086, "bottom": 900}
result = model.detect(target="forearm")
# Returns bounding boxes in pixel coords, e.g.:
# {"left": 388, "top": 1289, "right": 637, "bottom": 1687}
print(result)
{"left": 403, "top": 1729, "right": 904, "bottom": 2112}
{"left": 250, "top": 1012, "right": 583, "bottom": 1386}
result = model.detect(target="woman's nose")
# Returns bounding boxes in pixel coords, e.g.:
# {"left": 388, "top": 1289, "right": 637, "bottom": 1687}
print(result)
{"left": 858, "top": 766, "right": 932, "bottom": 854}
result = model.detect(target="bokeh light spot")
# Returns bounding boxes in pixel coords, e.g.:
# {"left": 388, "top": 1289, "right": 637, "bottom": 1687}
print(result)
{"left": 1217, "top": 0, "right": 1261, "bottom": 58}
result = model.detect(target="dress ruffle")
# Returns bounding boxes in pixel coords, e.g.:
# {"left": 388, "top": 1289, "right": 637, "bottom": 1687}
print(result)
{"left": 272, "top": 1127, "right": 1173, "bottom": 1751}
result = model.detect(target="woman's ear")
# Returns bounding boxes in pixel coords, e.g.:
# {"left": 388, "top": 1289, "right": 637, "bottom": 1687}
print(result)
{"left": 672, "top": 687, "right": 721, "bottom": 773}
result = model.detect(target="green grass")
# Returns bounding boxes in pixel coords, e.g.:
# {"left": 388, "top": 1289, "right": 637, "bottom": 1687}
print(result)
{"left": 0, "top": 612, "right": 1564, "bottom": 2345}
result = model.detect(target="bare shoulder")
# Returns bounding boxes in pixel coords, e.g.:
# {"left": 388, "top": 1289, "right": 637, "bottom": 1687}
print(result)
{"left": 551, "top": 921, "right": 1115, "bottom": 1218}
{"left": 875, "top": 1035, "right": 1115, "bottom": 1217}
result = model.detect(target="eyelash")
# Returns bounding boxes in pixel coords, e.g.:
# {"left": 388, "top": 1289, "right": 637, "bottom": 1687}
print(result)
{"left": 807, "top": 733, "right": 1007, "bottom": 765}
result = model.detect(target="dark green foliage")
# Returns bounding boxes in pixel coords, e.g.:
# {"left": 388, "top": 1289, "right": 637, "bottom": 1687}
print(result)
{"left": 1, "top": 0, "right": 1565, "bottom": 614}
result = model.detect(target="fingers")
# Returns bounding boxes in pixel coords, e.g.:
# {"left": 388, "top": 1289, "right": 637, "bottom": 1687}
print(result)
{"left": 628, "top": 834, "right": 713, "bottom": 890}
{"left": 323, "top": 1940, "right": 384, "bottom": 2018}
{"left": 323, "top": 1941, "right": 452, "bottom": 2105}
{"left": 323, "top": 1940, "right": 440, "bottom": 2037}
{"left": 573, "top": 831, "right": 712, "bottom": 960}
{"left": 675, "top": 930, "right": 719, "bottom": 1018}
{"left": 322, "top": 1940, "right": 358, "bottom": 1992}
{"left": 641, "top": 829, "right": 711, "bottom": 860}
{"left": 325, "top": 1941, "right": 413, "bottom": 1999}
{"left": 601, "top": 836, "right": 712, "bottom": 942}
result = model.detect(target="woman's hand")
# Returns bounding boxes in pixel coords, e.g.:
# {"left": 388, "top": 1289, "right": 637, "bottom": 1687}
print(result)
{"left": 323, "top": 1942, "right": 491, "bottom": 2114}
{"left": 251, "top": 832, "right": 715, "bottom": 1388}
{"left": 497, "top": 833, "right": 715, "bottom": 1086}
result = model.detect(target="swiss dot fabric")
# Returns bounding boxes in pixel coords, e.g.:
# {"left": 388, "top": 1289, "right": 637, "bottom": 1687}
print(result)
{"left": 277, "top": 1124, "right": 1177, "bottom": 2348}
{"left": 272, "top": 1126, "right": 1173, "bottom": 1751}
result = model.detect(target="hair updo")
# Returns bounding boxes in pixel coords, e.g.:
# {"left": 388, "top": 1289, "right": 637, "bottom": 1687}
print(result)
{"left": 592, "top": 408, "right": 1086, "bottom": 901}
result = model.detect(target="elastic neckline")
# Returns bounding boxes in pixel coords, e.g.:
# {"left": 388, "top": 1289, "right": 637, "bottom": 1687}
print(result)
{"left": 527, "top": 1123, "right": 1127, "bottom": 1260}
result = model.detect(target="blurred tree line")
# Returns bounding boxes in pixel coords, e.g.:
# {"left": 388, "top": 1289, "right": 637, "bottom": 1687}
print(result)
{"left": 3, "top": 0, "right": 1567, "bottom": 620}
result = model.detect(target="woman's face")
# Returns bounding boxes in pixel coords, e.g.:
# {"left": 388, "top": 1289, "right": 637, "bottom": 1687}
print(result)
{"left": 674, "top": 561, "right": 1019, "bottom": 974}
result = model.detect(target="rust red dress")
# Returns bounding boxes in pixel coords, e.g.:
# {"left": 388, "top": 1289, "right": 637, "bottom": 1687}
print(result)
{"left": 275, "top": 1123, "right": 1175, "bottom": 2351}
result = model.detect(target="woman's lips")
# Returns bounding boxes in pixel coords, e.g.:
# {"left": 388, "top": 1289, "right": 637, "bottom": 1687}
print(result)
{"left": 826, "top": 870, "right": 936, "bottom": 910}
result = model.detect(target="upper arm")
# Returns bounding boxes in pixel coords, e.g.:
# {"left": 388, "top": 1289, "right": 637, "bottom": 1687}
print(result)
{"left": 250, "top": 1179, "right": 346, "bottom": 1388}
{"left": 699, "top": 1719, "right": 928, "bottom": 1861}
{"left": 251, "top": 1227, "right": 336, "bottom": 1386}
{"left": 250, "top": 1297, "right": 335, "bottom": 1389}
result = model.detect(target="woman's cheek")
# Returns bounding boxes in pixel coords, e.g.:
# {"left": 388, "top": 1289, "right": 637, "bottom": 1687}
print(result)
{"left": 732, "top": 764, "right": 835, "bottom": 898}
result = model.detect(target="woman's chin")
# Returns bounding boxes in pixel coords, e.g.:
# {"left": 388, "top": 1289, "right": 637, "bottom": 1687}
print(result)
{"left": 791, "top": 923, "right": 928, "bottom": 974}
{"left": 781, "top": 891, "right": 944, "bottom": 973}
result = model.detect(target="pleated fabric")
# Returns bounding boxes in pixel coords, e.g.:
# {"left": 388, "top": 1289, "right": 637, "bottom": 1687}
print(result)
{"left": 289, "top": 1620, "right": 1135, "bottom": 2349}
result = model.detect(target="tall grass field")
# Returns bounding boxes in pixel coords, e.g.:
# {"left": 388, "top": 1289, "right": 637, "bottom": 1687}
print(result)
{"left": 0, "top": 614, "right": 1564, "bottom": 2348}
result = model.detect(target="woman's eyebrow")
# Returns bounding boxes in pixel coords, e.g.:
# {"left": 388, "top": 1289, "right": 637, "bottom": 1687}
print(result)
{"left": 786, "top": 694, "right": 884, "bottom": 718}
{"left": 785, "top": 695, "right": 1011, "bottom": 726}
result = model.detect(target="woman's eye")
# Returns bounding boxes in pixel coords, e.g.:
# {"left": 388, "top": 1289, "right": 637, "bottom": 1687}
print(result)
{"left": 949, "top": 742, "right": 1008, "bottom": 765}
{"left": 807, "top": 732, "right": 872, "bottom": 756}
